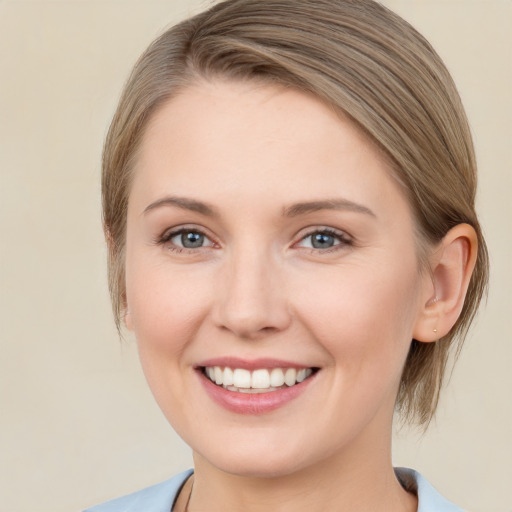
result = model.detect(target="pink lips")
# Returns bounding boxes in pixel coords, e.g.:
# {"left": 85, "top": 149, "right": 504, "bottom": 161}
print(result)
{"left": 196, "top": 358, "right": 317, "bottom": 415}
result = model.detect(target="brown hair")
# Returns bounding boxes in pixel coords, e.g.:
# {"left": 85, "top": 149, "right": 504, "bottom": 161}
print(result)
{"left": 102, "top": 0, "right": 489, "bottom": 425}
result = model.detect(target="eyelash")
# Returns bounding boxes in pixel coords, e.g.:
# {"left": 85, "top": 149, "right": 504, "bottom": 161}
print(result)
{"left": 157, "top": 226, "right": 217, "bottom": 254}
{"left": 156, "top": 227, "right": 353, "bottom": 254}
{"left": 295, "top": 228, "right": 353, "bottom": 253}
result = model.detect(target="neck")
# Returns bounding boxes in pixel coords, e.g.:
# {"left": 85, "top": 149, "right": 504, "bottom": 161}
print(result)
{"left": 188, "top": 424, "right": 417, "bottom": 512}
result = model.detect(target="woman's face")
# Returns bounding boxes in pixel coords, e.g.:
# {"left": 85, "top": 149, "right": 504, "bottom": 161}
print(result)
{"left": 125, "top": 80, "right": 430, "bottom": 477}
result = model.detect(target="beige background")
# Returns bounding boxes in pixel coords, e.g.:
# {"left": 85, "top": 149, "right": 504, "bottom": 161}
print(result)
{"left": 1, "top": 1, "right": 510, "bottom": 511}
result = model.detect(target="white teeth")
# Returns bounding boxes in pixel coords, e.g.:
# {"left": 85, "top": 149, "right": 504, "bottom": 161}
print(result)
{"left": 251, "top": 369, "right": 270, "bottom": 389}
{"left": 270, "top": 368, "right": 285, "bottom": 387}
{"left": 284, "top": 368, "right": 297, "bottom": 386}
{"left": 204, "top": 366, "right": 314, "bottom": 391}
{"left": 233, "top": 368, "right": 252, "bottom": 388}
{"left": 223, "top": 367, "right": 234, "bottom": 386}
{"left": 214, "top": 366, "right": 223, "bottom": 385}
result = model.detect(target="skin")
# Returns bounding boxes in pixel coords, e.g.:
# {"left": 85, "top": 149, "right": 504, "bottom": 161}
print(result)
{"left": 123, "top": 79, "right": 475, "bottom": 511}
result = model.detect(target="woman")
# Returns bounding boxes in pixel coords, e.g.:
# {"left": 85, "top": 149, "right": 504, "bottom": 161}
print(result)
{"left": 87, "top": 0, "right": 488, "bottom": 510}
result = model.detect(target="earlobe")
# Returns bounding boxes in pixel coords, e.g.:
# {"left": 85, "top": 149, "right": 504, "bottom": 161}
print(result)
{"left": 413, "top": 224, "right": 478, "bottom": 342}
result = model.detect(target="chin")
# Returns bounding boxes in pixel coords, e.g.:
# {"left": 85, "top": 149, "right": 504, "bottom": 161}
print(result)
{"left": 210, "top": 453, "right": 306, "bottom": 479}
{"left": 191, "top": 432, "right": 325, "bottom": 480}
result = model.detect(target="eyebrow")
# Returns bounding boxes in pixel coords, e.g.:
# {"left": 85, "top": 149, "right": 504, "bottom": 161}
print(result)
{"left": 142, "top": 196, "right": 375, "bottom": 219}
{"left": 283, "top": 199, "right": 376, "bottom": 218}
{"left": 142, "top": 196, "right": 218, "bottom": 217}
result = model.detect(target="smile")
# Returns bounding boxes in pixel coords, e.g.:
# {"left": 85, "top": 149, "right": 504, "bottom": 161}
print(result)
{"left": 203, "top": 366, "right": 314, "bottom": 393}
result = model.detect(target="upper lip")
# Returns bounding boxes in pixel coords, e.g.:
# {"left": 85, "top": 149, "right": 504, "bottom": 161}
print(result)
{"left": 196, "top": 357, "right": 315, "bottom": 371}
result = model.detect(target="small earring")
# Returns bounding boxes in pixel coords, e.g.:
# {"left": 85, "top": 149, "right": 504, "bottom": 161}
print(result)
{"left": 433, "top": 328, "right": 438, "bottom": 333}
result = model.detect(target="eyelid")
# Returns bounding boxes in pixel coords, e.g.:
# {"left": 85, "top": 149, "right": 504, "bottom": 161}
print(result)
{"left": 157, "top": 225, "right": 219, "bottom": 250}
{"left": 293, "top": 226, "right": 353, "bottom": 250}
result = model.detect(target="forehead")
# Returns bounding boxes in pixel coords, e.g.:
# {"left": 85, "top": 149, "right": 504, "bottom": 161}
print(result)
{"left": 132, "top": 79, "right": 412, "bottom": 224}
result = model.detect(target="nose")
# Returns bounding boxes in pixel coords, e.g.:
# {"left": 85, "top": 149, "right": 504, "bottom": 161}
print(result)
{"left": 212, "top": 244, "right": 292, "bottom": 339}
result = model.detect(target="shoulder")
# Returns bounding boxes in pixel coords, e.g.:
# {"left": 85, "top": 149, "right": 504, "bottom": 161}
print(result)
{"left": 395, "top": 467, "right": 466, "bottom": 512}
{"left": 83, "top": 469, "right": 193, "bottom": 512}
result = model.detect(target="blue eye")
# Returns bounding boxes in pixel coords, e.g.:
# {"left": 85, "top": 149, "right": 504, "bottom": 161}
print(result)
{"left": 310, "top": 232, "right": 337, "bottom": 249}
{"left": 176, "top": 230, "right": 205, "bottom": 248}
{"left": 162, "top": 229, "right": 215, "bottom": 250}
{"left": 297, "top": 229, "right": 350, "bottom": 250}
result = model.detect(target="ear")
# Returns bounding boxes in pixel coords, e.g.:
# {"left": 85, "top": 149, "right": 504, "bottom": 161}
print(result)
{"left": 413, "top": 224, "right": 478, "bottom": 342}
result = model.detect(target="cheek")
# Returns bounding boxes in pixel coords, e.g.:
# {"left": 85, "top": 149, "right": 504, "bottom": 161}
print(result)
{"left": 292, "top": 258, "right": 422, "bottom": 379}
{"left": 124, "top": 256, "right": 217, "bottom": 427}
{"left": 125, "top": 250, "right": 213, "bottom": 361}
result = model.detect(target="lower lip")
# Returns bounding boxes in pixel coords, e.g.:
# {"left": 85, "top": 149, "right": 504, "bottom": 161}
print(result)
{"left": 198, "top": 370, "right": 316, "bottom": 415}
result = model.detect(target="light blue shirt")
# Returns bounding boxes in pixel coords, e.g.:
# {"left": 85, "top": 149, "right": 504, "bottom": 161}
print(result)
{"left": 83, "top": 467, "right": 464, "bottom": 512}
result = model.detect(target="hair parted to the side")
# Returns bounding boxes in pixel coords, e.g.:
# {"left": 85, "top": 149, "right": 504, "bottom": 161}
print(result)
{"left": 102, "top": 0, "right": 489, "bottom": 426}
